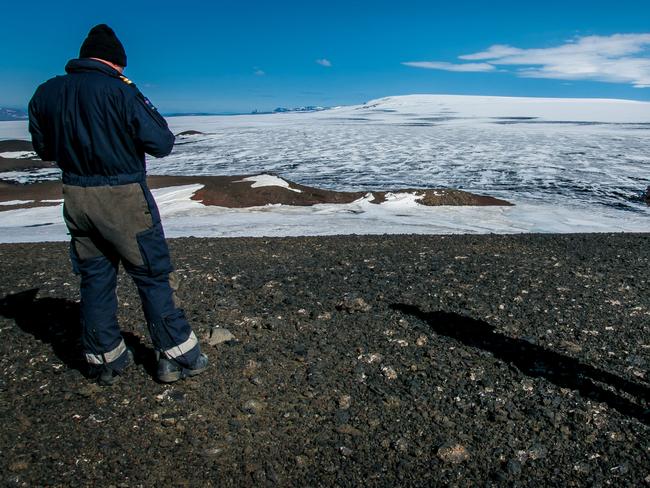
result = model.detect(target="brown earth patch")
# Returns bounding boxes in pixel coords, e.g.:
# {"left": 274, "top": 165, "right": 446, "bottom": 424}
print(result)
{"left": 0, "top": 140, "right": 54, "bottom": 172}
{"left": 371, "top": 189, "right": 512, "bottom": 206}
{"left": 0, "top": 174, "right": 512, "bottom": 212}
{"left": 0, "top": 181, "right": 62, "bottom": 210}
{"left": 0, "top": 158, "right": 56, "bottom": 172}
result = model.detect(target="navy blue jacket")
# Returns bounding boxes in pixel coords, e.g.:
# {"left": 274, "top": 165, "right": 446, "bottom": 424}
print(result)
{"left": 28, "top": 58, "right": 175, "bottom": 186}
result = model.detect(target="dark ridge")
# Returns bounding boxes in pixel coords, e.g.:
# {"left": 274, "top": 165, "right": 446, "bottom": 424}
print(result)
{"left": 0, "top": 175, "right": 512, "bottom": 210}
{"left": 0, "top": 139, "right": 33, "bottom": 153}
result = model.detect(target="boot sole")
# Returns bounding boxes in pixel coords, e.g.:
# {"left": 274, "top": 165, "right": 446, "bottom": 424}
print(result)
{"left": 185, "top": 364, "right": 209, "bottom": 377}
{"left": 157, "top": 371, "right": 182, "bottom": 383}
{"left": 157, "top": 364, "right": 208, "bottom": 383}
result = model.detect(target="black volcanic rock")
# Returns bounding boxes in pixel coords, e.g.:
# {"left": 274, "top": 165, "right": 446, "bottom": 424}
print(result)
{"left": 0, "top": 233, "right": 648, "bottom": 485}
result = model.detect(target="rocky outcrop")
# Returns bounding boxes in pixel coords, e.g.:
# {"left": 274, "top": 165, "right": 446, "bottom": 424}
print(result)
{"left": 148, "top": 175, "right": 512, "bottom": 208}
{"left": 0, "top": 173, "right": 512, "bottom": 211}
{"left": 0, "top": 140, "right": 34, "bottom": 153}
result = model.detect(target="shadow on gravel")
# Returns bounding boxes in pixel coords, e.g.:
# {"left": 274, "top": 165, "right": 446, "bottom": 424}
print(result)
{"left": 0, "top": 289, "right": 157, "bottom": 377}
{"left": 391, "top": 304, "right": 649, "bottom": 425}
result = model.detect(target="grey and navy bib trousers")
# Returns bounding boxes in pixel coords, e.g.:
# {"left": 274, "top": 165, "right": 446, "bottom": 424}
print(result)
{"left": 62, "top": 173, "right": 200, "bottom": 372}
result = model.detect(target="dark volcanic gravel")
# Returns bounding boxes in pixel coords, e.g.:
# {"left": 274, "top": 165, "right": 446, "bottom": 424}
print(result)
{"left": 0, "top": 234, "right": 648, "bottom": 486}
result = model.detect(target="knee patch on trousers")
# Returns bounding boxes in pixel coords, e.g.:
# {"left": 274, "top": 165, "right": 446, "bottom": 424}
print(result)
{"left": 168, "top": 271, "right": 182, "bottom": 308}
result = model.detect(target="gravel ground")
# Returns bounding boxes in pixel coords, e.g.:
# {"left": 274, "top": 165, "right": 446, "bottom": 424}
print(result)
{"left": 0, "top": 234, "right": 648, "bottom": 487}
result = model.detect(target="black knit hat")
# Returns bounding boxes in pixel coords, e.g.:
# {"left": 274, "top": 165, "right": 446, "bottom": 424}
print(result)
{"left": 79, "top": 24, "right": 127, "bottom": 67}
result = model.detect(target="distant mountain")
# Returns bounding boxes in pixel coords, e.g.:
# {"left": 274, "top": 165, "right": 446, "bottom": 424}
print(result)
{"left": 250, "top": 106, "right": 329, "bottom": 115}
{"left": 0, "top": 108, "right": 28, "bottom": 121}
{"left": 165, "top": 107, "right": 331, "bottom": 117}
{"left": 165, "top": 112, "right": 234, "bottom": 117}
{"left": 272, "top": 106, "right": 327, "bottom": 114}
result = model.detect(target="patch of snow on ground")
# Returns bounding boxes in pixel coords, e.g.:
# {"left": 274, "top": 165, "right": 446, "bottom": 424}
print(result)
{"left": 236, "top": 174, "right": 302, "bottom": 193}
{"left": 0, "top": 121, "right": 31, "bottom": 140}
{"left": 0, "top": 200, "right": 33, "bottom": 206}
{"left": 0, "top": 151, "right": 37, "bottom": 159}
{"left": 382, "top": 192, "right": 425, "bottom": 205}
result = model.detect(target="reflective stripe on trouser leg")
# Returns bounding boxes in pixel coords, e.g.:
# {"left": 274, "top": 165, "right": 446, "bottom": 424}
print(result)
{"left": 162, "top": 331, "right": 198, "bottom": 360}
{"left": 85, "top": 338, "right": 126, "bottom": 365}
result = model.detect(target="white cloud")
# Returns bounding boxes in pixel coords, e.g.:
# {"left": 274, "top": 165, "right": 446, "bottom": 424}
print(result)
{"left": 253, "top": 68, "right": 266, "bottom": 76}
{"left": 316, "top": 58, "right": 332, "bottom": 67}
{"left": 402, "top": 61, "right": 496, "bottom": 72}
{"left": 404, "top": 34, "right": 650, "bottom": 88}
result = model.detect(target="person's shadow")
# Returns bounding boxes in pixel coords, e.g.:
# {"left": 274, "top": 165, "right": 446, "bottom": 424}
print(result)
{"left": 0, "top": 289, "right": 156, "bottom": 378}
{"left": 391, "top": 303, "right": 649, "bottom": 425}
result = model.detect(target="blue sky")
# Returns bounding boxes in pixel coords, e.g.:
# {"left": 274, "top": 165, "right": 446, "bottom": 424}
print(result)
{"left": 1, "top": 0, "right": 649, "bottom": 113}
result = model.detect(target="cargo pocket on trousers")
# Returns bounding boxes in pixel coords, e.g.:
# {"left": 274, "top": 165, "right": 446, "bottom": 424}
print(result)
{"left": 136, "top": 223, "right": 173, "bottom": 276}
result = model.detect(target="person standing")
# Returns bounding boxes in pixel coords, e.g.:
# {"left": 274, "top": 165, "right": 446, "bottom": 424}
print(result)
{"left": 28, "top": 24, "right": 208, "bottom": 385}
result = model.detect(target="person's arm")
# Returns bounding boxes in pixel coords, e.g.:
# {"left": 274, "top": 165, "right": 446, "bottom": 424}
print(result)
{"left": 28, "top": 89, "right": 54, "bottom": 161}
{"left": 128, "top": 89, "right": 175, "bottom": 158}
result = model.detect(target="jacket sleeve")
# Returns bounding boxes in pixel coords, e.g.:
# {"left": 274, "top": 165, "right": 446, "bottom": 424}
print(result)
{"left": 128, "top": 89, "right": 175, "bottom": 158}
{"left": 28, "top": 89, "right": 54, "bottom": 161}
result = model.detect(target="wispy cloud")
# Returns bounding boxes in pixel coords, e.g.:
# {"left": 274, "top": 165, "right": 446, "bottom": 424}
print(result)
{"left": 316, "top": 58, "right": 332, "bottom": 67}
{"left": 402, "top": 61, "right": 496, "bottom": 72}
{"left": 253, "top": 67, "right": 266, "bottom": 76}
{"left": 403, "top": 34, "right": 650, "bottom": 88}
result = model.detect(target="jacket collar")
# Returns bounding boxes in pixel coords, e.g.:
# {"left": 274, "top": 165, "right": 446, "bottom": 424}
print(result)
{"left": 65, "top": 58, "right": 122, "bottom": 78}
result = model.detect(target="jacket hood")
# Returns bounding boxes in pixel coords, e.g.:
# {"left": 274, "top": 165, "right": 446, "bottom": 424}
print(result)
{"left": 65, "top": 58, "right": 122, "bottom": 78}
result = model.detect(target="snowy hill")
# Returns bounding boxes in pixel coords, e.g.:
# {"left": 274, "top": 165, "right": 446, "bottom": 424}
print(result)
{"left": 345, "top": 94, "right": 650, "bottom": 124}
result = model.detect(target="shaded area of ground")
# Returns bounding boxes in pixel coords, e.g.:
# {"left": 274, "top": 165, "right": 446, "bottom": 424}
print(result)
{"left": 392, "top": 304, "right": 649, "bottom": 424}
{"left": 0, "top": 234, "right": 648, "bottom": 486}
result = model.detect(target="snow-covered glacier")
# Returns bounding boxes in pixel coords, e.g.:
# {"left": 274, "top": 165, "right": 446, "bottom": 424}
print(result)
{"left": 161, "top": 95, "right": 650, "bottom": 211}
{"left": 1, "top": 94, "right": 648, "bottom": 239}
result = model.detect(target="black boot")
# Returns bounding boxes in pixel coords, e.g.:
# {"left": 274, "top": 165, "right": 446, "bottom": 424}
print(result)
{"left": 157, "top": 353, "right": 209, "bottom": 383}
{"left": 97, "top": 349, "right": 134, "bottom": 386}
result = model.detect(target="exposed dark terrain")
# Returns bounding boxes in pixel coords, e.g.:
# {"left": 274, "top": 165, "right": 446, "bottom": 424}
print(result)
{"left": 0, "top": 234, "right": 648, "bottom": 486}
